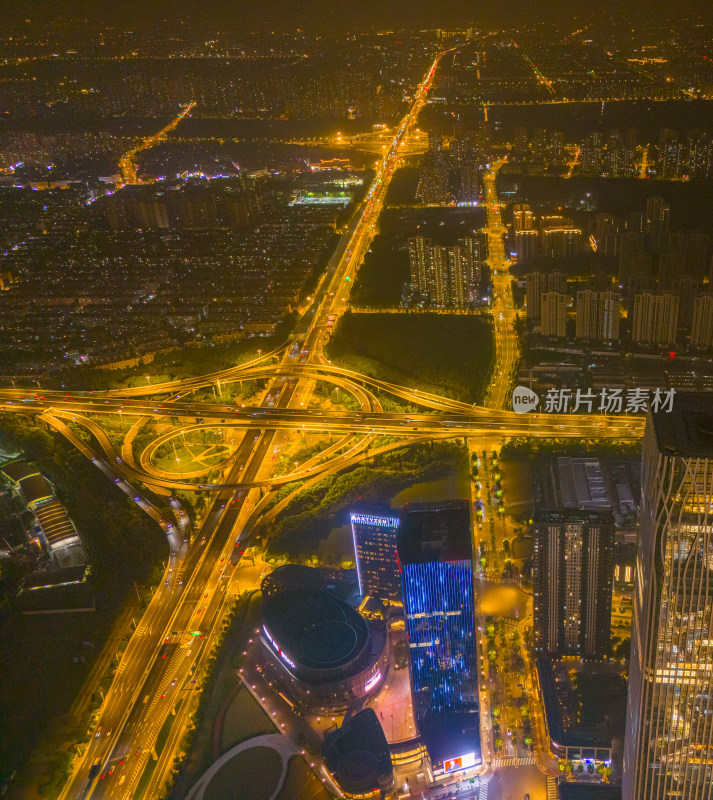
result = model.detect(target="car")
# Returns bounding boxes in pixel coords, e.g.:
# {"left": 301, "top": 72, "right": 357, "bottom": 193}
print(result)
{"left": 106, "top": 730, "right": 112, "bottom": 737}
{"left": 95, "top": 727, "right": 102, "bottom": 738}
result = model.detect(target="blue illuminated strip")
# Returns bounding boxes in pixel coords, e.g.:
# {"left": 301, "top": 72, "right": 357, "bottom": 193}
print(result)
{"left": 262, "top": 624, "right": 297, "bottom": 670}
{"left": 350, "top": 514, "right": 400, "bottom": 528}
{"left": 401, "top": 559, "right": 476, "bottom": 719}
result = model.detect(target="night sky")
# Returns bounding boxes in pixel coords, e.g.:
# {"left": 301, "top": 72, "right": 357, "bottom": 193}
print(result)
{"left": 9, "top": 0, "right": 713, "bottom": 29}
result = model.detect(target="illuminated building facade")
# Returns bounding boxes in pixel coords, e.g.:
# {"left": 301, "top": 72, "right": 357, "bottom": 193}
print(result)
{"left": 624, "top": 396, "right": 713, "bottom": 799}
{"left": 259, "top": 567, "right": 388, "bottom": 713}
{"left": 398, "top": 500, "right": 481, "bottom": 777}
{"left": 350, "top": 510, "right": 401, "bottom": 602}
{"left": 533, "top": 510, "right": 615, "bottom": 657}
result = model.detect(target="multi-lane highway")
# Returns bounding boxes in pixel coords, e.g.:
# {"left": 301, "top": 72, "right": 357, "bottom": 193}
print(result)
{"left": 483, "top": 162, "right": 518, "bottom": 411}
{"left": 2, "top": 42, "right": 649, "bottom": 800}
{"left": 45, "top": 48, "right": 461, "bottom": 800}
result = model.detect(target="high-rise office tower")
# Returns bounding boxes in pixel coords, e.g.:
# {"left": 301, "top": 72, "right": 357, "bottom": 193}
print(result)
{"left": 533, "top": 509, "right": 615, "bottom": 657}
{"left": 398, "top": 500, "right": 480, "bottom": 778}
{"left": 623, "top": 395, "right": 713, "bottom": 799}
{"left": 631, "top": 291, "right": 679, "bottom": 346}
{"left": 575, "top": 289, "right": 620, "bottom": 342}
{"left": 350, "top": 510, "right": 401, "bottom": 602}
{"left": 691, "top": 294, "right": 713, "bottom": 349}
{"left": 540, "top": 290, "right": 567, "bottom": 338}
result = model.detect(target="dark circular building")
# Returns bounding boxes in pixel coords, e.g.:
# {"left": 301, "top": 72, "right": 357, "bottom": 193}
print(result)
{"left": 322, "top": 708, "right": 394, "bottom": 799}
{"left": 260, "top": 575, "right": 388, "bottom": 712}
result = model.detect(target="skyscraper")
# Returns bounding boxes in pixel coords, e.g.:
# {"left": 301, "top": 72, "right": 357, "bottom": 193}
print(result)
{"left": 526, "top": 271, "right": 567, "bottom": 319}
{"left": 533, "top": 509, "right": 615, "bottom": 658}
{"left": 631, "top": 291, "right": 679, "bottom": 346}
{"left": 350, "top": 510, "right": 401, "bottom": 602}
{"left": 513, "top": 203, "right": 534, "bottom": 233}
{"left": 515, "top": 229, "right": 540, "bottom": 264}
{"left": 407, "top": 236, "right": 483, "bottom": 307}
{"left": 690, "top": 294, "right": 713, "bottom": 349}
{"left": 398, "top": 500, "right": 480, "bottom": 778}
{"left": 458, "top": 152, "right": 480, "bottom": 204}
{"left": 575, "top": 289, "right": 620, "bottom": 342}
{"left": 417, "top": 133, "right": 450, "bottom": 204}
{"left": 623, "top": 395, "right": 713, "bottom": 799}
{"left": 541, "top": 290, "right": 567, "bottom": 338}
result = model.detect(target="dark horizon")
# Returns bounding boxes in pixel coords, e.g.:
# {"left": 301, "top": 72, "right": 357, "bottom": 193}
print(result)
{"left": 7, "top": 0, "right": 713, "bottom": 30}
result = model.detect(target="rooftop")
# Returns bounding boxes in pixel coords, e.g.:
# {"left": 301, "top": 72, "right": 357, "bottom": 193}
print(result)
{"left": 322, "top": 708, "right": 393, "bottom": 797}
{"left": 397, "top": 499, "right": 472, "bottom": 565}
{"left": 262, "top": 587, "right": 368, "bottom": 672}
{"left": 652, "top": 392, "right": 713, "bottom": 458}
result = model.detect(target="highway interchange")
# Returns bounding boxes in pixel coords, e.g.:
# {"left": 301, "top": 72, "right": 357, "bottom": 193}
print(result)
{"left": 1, "top": 46, "right": 644, "bottom": 800}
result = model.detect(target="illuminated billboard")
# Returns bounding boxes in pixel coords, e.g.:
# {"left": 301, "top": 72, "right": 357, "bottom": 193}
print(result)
{"left": 443, "top": 752, "right": 476, "bottom": 773}
{"left": 364, "top": 670, "right": 382, "bottom": 692}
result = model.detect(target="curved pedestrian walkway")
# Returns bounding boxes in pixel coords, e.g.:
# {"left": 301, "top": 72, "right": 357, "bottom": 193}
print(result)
{"left": 185, "top": 733, "right": 299, "bottom": 800}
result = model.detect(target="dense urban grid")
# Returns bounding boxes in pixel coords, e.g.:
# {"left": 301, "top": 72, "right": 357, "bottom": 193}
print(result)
{"left": 2, "top": 7, "right": 713, "bottom": 800}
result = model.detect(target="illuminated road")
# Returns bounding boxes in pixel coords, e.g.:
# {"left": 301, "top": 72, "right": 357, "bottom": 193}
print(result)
{"left": 117, "top": 103, "right": 195, "bottom": 185}
{"left": 46, "top": 50, "right": 456, "bottom": 800}
{"left": 483, "top": 162, "right": 518, "bottom": 411}
{"left": 2, "top": 45, "right": 649, "bottom": 800}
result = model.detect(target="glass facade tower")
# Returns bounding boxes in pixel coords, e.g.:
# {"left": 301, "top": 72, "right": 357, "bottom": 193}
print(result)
{"left": 624, "top": 396, "right": 713, "bottom": 800}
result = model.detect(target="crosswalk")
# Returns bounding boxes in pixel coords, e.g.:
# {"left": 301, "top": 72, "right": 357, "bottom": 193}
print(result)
{"left": 546, "top": 775, "right": 559, "bottom": 799}
{"left": 491, "top": 755, "right": 536, "bottom": 768}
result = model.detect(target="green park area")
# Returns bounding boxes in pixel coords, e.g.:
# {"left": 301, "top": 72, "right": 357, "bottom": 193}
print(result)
{"left": 276, "top": 756, "right": 331, "bottom": 800}
{"left": 204, "top": 747, "right": 282, "bottom": 800}
{"left": 56, "top": 323, "right": 293, "bottom": 392}
{"left": 0, "top": 415, "right": 167, "bottom": 797}
{"left": 263, "top": 439, "right": 469, "bottom": 560}
{"left": 325, "top": 311, "right": 494, "bottom": 403}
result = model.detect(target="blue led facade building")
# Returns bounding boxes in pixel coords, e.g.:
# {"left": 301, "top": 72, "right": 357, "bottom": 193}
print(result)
{"left": 398, "top": 500, "right": 481, "bottom": 777}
